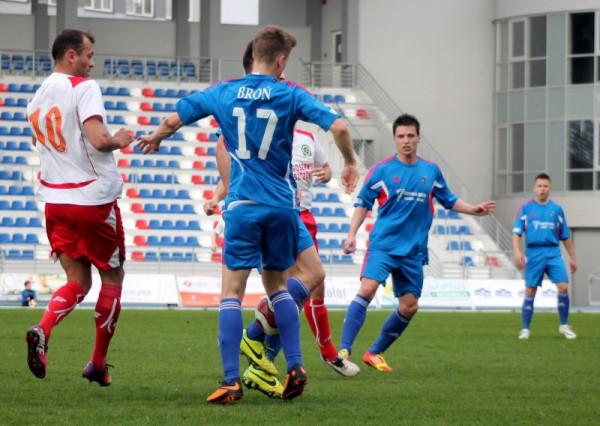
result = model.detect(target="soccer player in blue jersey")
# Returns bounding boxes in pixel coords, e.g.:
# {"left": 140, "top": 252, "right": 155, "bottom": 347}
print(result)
{"left": 138, "top": 26, "right": 359, "bottom": 403}
{"left": 339, "top": 114, "right": 496, "bottom": 372}
{"left": 512, "top": 173, "right": 577, "bottom": 340}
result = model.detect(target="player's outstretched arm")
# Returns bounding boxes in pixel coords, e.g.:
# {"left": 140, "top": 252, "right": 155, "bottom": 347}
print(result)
{"left": 329, "top": 118, "right": 359, "bottom": 194}
{"left": 562, "top": 237, "right": 577, "bottom": 273}
{"left": 512, "top": 234, "right": 525, "bottom": 269}
{"left": 137, "top": 113, "right": 183, "bottom": 154}
{"left": 452, "top": 199, "right": 496, "bottom": 216}
{"left": 313, "top": 163, "right": 332, "bottom": 184}
{"left": 343, "top": 206, "right": 368, "bottom": 254}
{"left": 83, "top": 118, "right": 134, "bottom": 152}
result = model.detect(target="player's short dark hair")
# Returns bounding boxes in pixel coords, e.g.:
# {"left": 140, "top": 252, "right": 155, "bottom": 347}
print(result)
{"left": 24, "top": 280, "right": 31, "bottom": 287}
{"left": 252, "top": 25, "right": 296, "bottom": 65}
{"left": 534, "top": 173, "right": 551, "bottom": 182}
{"left": 52, "top": 29, "right": 94, "bottom": 61}
{"left": 242, "top": 41, "right": 253, "bottom": 74}
{"left": 393, "top": 114, "right": 420, "bottom": 135}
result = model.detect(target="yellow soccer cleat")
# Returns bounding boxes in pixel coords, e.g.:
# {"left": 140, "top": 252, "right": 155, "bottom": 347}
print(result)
{"left": 362, "top": 351, "right": 393, "bottom": 372}
{"left": 239, "top": 329, "right": 278, "bottom": 375}
{"left": 242, "top": 365, "right": 283, "bottom": 399}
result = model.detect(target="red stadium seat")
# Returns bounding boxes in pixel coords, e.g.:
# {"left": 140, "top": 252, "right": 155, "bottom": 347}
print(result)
{"left": 121, "top": 173, "right": 128, "bottom": 182}
{"left": 193, "top": 161, "right": 205, "bottom": 169}
{"left": 216, "top": 236, "right": 224, "bottom": 248}
{"left": 131, "top": 203, "right": 144, "bottom": 213}
{"left": 142, "top": 88, "right": 154, "bottom": 97}
{"left": 196, "top": 132, "right": 209, "bottom": 142}
{"left": 133, "top": 236, "right": 147, "bottom": 246}
{"left": 138, "top": 116, "right": 150, "bottom": 125}
{"left": 0, "top": 83, "right": 6, "bottom": 92}
{"left": 135, "top": 219, "right": 149, "bottom": 229}
{"left": 356, "top": 108, "right": 370, "bottom": 119}
{"left": 117, "top": 158, "right": 130, "bottom": 168}
{"left": 191, "top": 175, "right": 204, "bottom": 185}
{"left": 131, "top": 251, "right": 145, "bottom": 261}
{"left": 211, "top": 252, "right": 222, "bottom": 263}
{"left": 0, "top": 98, "right": 3, "bottom": 107}
{"left": 140, "top": 102, "right": 153, "bottom": 111}
{"left": 195, "top": 147, "right": 207, "bottom": 156}
{"left": 366, "top": 223, "right": 374, "bottom": 233}
{"left": 203, "top": 190, "right": 214, "bottom": 200}
{"left": 126, "top": 187, "right": 139, "bottom": 198}
{"left": 210, "top": 118, "right": 219, "bottom": 128}
{"left": 120, "top": 145, "right": 133, "bottom": 154}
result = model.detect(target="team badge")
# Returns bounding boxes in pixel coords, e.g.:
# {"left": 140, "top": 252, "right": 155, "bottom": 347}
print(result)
{"left": 301, "top": 144, "right": 311, "bottom": 157}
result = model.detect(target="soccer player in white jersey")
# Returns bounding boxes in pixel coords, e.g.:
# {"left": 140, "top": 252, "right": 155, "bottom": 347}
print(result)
{"left": 25, "top": 29, "right": 134, "bottom": 386}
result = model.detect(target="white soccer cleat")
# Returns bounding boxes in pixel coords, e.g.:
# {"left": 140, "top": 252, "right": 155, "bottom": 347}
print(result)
{"left": 518, "top": 329, "right": 530, "bottom": 340}
{"left": 559, "top": 325, "right": 577, "bottom": 340}
{"left": 322, "top": 355, "right": 360, "bottom": 377}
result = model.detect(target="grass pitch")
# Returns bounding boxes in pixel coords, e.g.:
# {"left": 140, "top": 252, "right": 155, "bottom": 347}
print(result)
{"left": 1, "top": 309, "right": 599, "bottom": 425}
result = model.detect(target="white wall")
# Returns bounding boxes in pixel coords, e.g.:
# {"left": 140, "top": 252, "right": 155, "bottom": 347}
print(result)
{"left": 495, "top": 0, "right": 600, "bottom": 20}
{"left": 358, "top": 0, "right": 496, "bottom": 202}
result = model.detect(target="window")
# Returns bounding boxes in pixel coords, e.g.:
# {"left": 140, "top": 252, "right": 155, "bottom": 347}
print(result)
{"left": 567, "top": 120, "right": 593, "bottom": 190}
{"left": 126, "top": 0, "right": 154, "bottom": 17}
{"left": 569, "top": 12, "right": 595, "bottom": 84}
{"left": 221, "top": 0, "right": 258, "bottom": 25}
{"left": 85, "top": 0, "right": 113, "bottom": 13}
{"left": 501, "top": 17, "right": 547, "bottom": 89}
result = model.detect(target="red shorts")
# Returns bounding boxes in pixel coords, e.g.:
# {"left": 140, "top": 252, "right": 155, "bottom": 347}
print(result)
{"left": 45, "top": 201, "right": 125, "bottom": 271}
{"left": 300, "top": 209, "right": 318, "bottom": 250}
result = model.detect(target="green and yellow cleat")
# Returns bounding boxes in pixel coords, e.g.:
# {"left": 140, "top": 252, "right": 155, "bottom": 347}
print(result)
{"left": 242, "top": 365, "right": 283, "bottom": 399}
{"left": 240, "top": 329, "right": 278, "bottom": 375}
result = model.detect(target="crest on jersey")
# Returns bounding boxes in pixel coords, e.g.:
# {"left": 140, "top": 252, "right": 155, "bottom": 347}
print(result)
{"left": 421, "top": 176, "right": 427, "bottom": 184}
{"left": 301, "top": 144, "right": 311, "bottom": 157}
{"left": 393, "top": 176, "right": 400, "bottom": 183}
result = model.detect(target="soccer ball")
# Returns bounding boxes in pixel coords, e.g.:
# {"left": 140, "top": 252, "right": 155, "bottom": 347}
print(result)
{"left": 255, "top": 296, "right": 278, "bottom": 336}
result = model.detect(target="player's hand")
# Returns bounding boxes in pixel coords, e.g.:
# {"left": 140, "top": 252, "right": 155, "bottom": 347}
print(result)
{"left": 136, "top": 134, "right": 161, "bottom": 154}
{"left": 343, "top": 235, "right": 357, "bottom": 254}
{"left": 514, "top": 252, "right": 525, "bottom": 269}
{"left": 341, "top": 163, "right": 359, "bottom": 194}
{"left": 203, "top": 198, "right": 219, "bottom": 216}
{"left": 114, "top": 128, "right": 135, "bottom": 148}
{"left": 472, "top": 200, "right": 496, "bottom": 216}
{"left": 313, "top": 166, "right": 331, "bottom": 184}
{"left": 569, "top": 258, "right": 577, "bottom": 274}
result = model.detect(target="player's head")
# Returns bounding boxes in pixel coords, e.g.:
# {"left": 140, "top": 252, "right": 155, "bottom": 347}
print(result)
{"left": 533, "top": 173, "right": 551, "bottom": 201}
{"left": 24, "top": 280, "right": 31, "bottom": 289}
{"left": 52, "top": 29, "right": 95, "bottom": 77}
{"left": 252, "top": 25, "right": 296, "bottom": 77}
{"left": 392, "top": 114, "right": 421, "bottom": 157}
{"left": 242, "top": 41, "right": 254, "bottom": 74}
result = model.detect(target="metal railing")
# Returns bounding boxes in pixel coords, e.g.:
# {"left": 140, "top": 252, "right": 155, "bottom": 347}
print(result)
{"left": 299, "top": 60, "right": 356, "bottom": 88}
{"left": 589, "top": 272, "right": 600, "bottom": 306}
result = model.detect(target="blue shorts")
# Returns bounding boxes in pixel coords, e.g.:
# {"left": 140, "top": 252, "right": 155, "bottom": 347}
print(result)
{"left": 223, "top": 202, "right": 298, "bottom": 271}
{"left": 297, "top": 213, "right": 314, "bottom": 254}
{"left": 361, "top": 250, "right": 424, "bottom": 298}
{"left": 525, "top": 254, "right": 569, "bottom": 287}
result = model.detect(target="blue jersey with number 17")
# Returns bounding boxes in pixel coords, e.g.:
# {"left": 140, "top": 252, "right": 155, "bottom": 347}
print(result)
{"left": 176, "top": 74, "right": 340, "bottom": 209}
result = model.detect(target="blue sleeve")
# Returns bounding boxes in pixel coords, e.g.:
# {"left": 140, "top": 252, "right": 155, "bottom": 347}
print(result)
{"left": 432, "top": 166, "right": 457, "bottom": 210}
{"left": 557, "top": 206, "right": 570, "bottom": 240}
{"left": 175, "top": 84, "right": 220, "bottom": 126}
{"left": 513, "top": 205, "right": 525, "bottom": 236}
{"left": 354, "top": 166, "right": 380, "bottom": 211}
{"left": 294, "top": 87, "right": 340, "bottom": 131}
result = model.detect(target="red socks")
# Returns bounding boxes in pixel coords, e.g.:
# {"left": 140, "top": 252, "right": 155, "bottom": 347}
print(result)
{"left": 39, "top": 281, "right": 85, "bottom": 339}
{"left": 91, "top": 284, "right": 122, "bottom": 368}
{"left": 303, "top": 298, "right": 338, "bottom": 361}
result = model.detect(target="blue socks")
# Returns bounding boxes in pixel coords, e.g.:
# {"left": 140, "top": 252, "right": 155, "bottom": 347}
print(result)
{"left": 264, "top": 334, "right": 282, "bottom": 361}
{"left": 246, "top": 319, "right": 265, "bottom": 341}
{"left": 521, "top": 296, "right": 535, "bottom": 330}
{"left": 286, "top": 277, "right": 310, "bottom": 308}
{"left": 558, "top": 293, "right": 569, "bottom": 325}
{"left": 369, "top": 309, "right": 411, "bottom": 354}
{"left": 218, "top": 298, "right": 243, "bottom": 382}
{"left": 339, "top": 294, "right": 371, "bottom": 353}
{"left": 270, "top": 290, "right": 302, "bottom": 370}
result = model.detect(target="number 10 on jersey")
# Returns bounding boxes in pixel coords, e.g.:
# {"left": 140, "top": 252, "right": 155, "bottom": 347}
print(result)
{"left": 233, "top": 107, "right": 278, "bottom": 160}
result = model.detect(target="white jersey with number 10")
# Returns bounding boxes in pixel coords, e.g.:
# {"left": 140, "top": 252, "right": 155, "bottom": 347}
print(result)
{"left": 27, "top": 72, "right": 122, "bottom": 205}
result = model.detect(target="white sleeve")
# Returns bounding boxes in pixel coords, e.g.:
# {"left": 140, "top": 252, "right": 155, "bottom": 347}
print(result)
{"left": 77, "top": 81, "right": 106, "bottom": 125}
{"left": 314, "top": 139, "right": 328, "bottom": 168}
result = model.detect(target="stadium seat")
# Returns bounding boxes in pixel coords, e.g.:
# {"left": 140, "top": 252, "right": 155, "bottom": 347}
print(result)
{"left": 159, "top": 252, "right": 171, "bottom": 262}
{"left": 162, "top": 220, "right": 174, "bottom": 229}
{"left": 160, "top": 236, "right": 174, "bottom": 246}
{"left": 26, "top": 234, "right": 39, "bottom": 244}
{"left": 447, "top": 241, "right": 460, "bottom": 251}
{"left": 15, "top": 217, "right": 28, "bottom": 227}
{"left": 461, "top": 256, "right": 474, "bottom": 267}
{"left": 135, "top": 219, "right": 149, "bottom": 229}
{"left": 131, "top": 251, "right": 145, "bottom": 261}
{"left": 145, "top": 252, "right": 158, "bottom": 262}
{"left": 28, "top": 218, "right": 42, "bottom": 227}
{"left": 1, "top": 217, "right": 14, "bottom": 226}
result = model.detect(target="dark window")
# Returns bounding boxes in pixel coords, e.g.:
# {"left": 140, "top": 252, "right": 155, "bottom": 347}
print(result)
{"left": 568, "top": 120, "right": 593, "bottom": 169}
{"left": 568, "top": 172, "right": 593, "bottom": 190}
{"left": 571, "top": 13, "right": 594, "bottom": 54}
{"left": 530, "top": 59, "right": 546, "bottom": 86}
{"left": 530, "top": 16, "right": 547, "bottom": 57}
{"left": 512, "top": 123, "right": 524, "bottom": 172}
{"left": 512, "top": 61, "right": 525, "bottom": 88}
{"left": 571, "top": 57, "right": 594, "bottom": 84}
{"left": 512, "top": 21, "right": 525, "bottom": 57}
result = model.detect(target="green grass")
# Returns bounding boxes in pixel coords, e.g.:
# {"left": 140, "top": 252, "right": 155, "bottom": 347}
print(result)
{"left": 1, "top": 309, "right": 599, "bottom": 425}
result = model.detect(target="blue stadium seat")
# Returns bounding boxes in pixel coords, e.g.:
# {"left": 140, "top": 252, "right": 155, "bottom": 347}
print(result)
{"left": 166, "top": 89, "right": 177, "bottom": 97}
{"left": 156, "top": 204, "right": 169, "bottom": 213}
{"left": 177, "top": 89, "right": 190, "bottom": 97}
{"left": 15, "top": 156, "right": 27, "bottom": 165}
{"left": 323, "top": 94, "right": 334, "bottom": 103}
{"left": 461, "top": 256, "right": 474, "bottom": 266}
{"left": 182, "top": 204, "right": 195, "bottom": 214}
{"left": 147, "top": 236, "right": 160, "bottom": 246}
{"left": 142, "top": 159, "right": 155, "bottom": 168}
{"left": 171, "top": 252, "right": 184, "bottom": 262}
{"left": 317, "top": 223, "right": 327, "bottom": 233}
{"left": 26, "top": 234, "right": 39, "bottom": 244}
{"left": 145, "top": 251, "right": 158, "bottom": 261}
{"left": 104, "top": 101, "right": 115, "bottom": 110}
{"left": 0, "top": 233, "right": 10, "bottom": 243}
{"left": 19, "top": 142, "right": 32, "bottom": 151}
{"left": 154, "top": 88, "right": 165, "bottom": 97}
{"left": 22, "top": 249, "right": 34, "bottom": 259}
{"left": 436, "top": 225, "right": 446, "bottom": 235}
{"left": 28, "top": 217, "right": 42, "bottom": 227}
{"left": 144, "top": 203, "right": 157, "bottom": 213}
{"left": 327, "top": 193, "right": 340, "bottom": 203}
{"left": 155, "top": 160, "right": 167, "bottom": 168}
{"left": 6, "top": 249, "right": 21, "bottom": 259}
{"left": 25, "top": 201, "right": 38, "bottom": 211}
{"left": 1, "top": 112, "right": 12, "bottom": 121}
{"left": 340, "top": 224, "right": 350, "bottom": 233}
{"left": 159, "top": 252, "right": 171, "bottom": 261}
{"left": 437, "top": 210, "right": 447, "bottom": 219}
{"left": 311, "top": 207, "right": 321, "bottom": 216}
{"left": 184, "top": 252, "right": 195, "bottom": 262}
{"left": 162, "top": 220, "right": 174, "bottom": 229}
{"left": 459, "top": 225, "right": 472, "bottom": 235}
{"left": 117, "top": 87, "right": 130, "bottom": 96}
{"left": 11, "top": 200, "right": 25, "bottom": 210}
{"left": 449, "top": 225, "right": 460, "bottom": 235}
{"left": 15, "top": 217, "right": 28, "bottom": 227}
{"left": 164, "top": 189, "right": 177, "bottom": 198}
{"left": 168, "top": 160, "right": 180, "bottom": 168}
{"left": 318, "top": 239, "right": 329, "bottom": 249}
{"left": 139, "top": 189, "right": 152, "bottom": 198}
{"left": 140, "top": 174, "right": 153, "bottom": 183}
{"left": 186, "top": 236, "right": 200, "bottom": 247}
{"left": 169, "top": 204, "right": 182, "bottom": 214}
{"left": 320, "top": 254, "right": 330, "bottom": 263}
{"left": 173, "top": 236, "right": 186, "bottom": 246}
{"left": 188, "top": 220, "right": 200, "bottom": 230}
{"left": 334, "top": 94, "right": 346, "bottom": 103}
{"left": 148, "top": 219, "right": 161, "bottom": 229}
{"left": 0, "top": 200, "right": 11, "bottom": 210}
{"left": 1, "top": 217, "right": 14, "bottom": 226}
{"left": 160, "top": 236, "right": 173, "bottom": 246}
{"left": 461, "top": 241, "right": 473, "bottom": 251}
{"left": 328, "top": 223, "right": 341, "bottom": 233}
{"left": 334, "top": 207, "right": 346, "bottom": 217}
{"left": 447, "top": 241, "right": 460, "bottom": 251}
{"left": 177, "top": 189, "right": 190, "bottom": 199}
{"left": 314, "top": 193, "right": 327, "bottom": 202}
{"left": 12, "top": 233, "right": 26, "bottom": 244}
